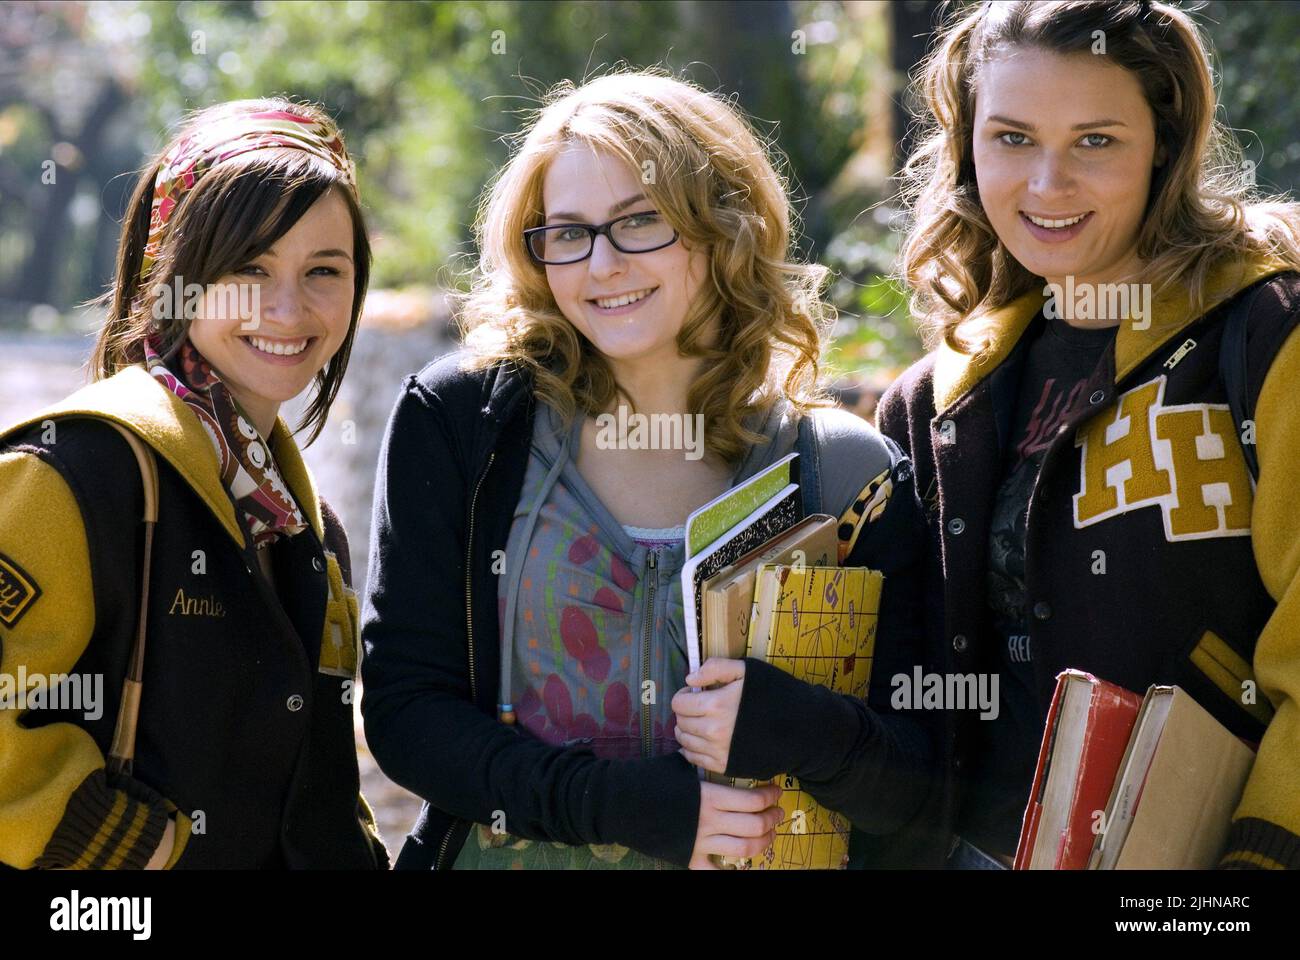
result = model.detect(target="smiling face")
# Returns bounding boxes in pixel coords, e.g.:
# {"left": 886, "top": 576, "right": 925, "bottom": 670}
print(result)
{"left": 972, "top": 46, "right": 1161, "bottom": 296}
{"left": 539, "top": 142, "right": 712, "bottom": 376}
{"left": 187, "top": 186, "right": 356, "bottom": 437}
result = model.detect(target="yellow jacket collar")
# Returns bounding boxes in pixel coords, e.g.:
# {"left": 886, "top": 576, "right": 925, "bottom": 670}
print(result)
{"left": 0, "top": 364, "right": 324, "bottom": 548}
{"left": 933, "top": 256, "right": 1293, "bottom": 414}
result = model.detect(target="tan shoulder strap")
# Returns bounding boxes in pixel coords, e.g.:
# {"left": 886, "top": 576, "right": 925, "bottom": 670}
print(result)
{"left": 93, "top": 420, "right": 159, "bottom": 778}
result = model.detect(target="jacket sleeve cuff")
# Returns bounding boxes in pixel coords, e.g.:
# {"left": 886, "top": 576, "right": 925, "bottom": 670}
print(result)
{"left": 594, "top": 752, "right": 700, "bottom": 867}
{"left": 726, "top": 657, "right": 875, "bottom": 782}
{"left": 34, "top": 769, "right": 173, "bottom": 870}
{"left": 1220, "top": 817, "right": 1300, "bottom": 869}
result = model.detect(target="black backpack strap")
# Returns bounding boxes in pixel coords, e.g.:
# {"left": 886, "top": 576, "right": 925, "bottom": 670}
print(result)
{"left": 1218, "top": 282, "right": 1268, "bottom": 481}
{"left": 794, "top": 414, "right": 823, "bottom": 515}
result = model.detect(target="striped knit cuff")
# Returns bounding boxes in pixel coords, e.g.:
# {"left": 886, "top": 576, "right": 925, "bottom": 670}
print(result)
{"left": 1220, "top": 817, "right": 1300, "bottom": 870}
{"left": 33, "top": 769, "right": 172, "bottom": 870}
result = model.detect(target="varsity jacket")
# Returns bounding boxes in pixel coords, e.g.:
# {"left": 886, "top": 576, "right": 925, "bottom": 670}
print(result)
{"left": 0, "top": 364, "right": 388, "bottom": 869}
{"left": 360, "top": 351, "right": 938, "bottom": 869}
{"left": 877, "top": 256, "right": 1300, "bottom": 869}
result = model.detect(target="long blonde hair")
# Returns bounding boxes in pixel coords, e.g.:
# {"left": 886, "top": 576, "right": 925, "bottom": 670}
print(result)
{"left": 899, "top": 0, "right": 1300, "bottom": 355}
{"left": 458, "top": 68, "right": 833, "bottom": 464}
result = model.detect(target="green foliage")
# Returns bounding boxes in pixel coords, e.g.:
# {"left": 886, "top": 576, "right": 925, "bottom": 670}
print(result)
{"left": 1202, "top": 1, "right": 1300, "bottom": 195}
{"left": 4, "top": 0, "right": 1300, "bottom": 371}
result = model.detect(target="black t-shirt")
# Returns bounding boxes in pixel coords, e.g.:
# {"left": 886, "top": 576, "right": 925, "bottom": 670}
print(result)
{"left": 959, "top": 311, "right": 1116, "bottom": 857}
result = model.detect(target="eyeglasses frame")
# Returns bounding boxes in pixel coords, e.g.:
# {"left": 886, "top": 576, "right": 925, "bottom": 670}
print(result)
{"left": 523, "top": 209, "right": 680, "bottom": 265}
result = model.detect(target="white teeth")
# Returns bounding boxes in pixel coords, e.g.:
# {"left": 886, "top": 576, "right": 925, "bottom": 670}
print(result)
{"left": 247, "top": 336, "right": 309, "bottom": 356}
{"left": 1026, "top": 213, "right": 1087, "bottom": 228}
{"left": 594, "top": 288, "right": 654, "bottom": 309}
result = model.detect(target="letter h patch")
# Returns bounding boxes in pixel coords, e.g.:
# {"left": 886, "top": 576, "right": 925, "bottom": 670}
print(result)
{"left": 1073, "top": 376, "right": 1252, "bottom": 541}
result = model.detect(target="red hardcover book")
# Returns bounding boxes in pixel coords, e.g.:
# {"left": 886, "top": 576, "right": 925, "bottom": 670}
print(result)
{"left": 1014, "top": 669, "right": 1143, "bottom": 870}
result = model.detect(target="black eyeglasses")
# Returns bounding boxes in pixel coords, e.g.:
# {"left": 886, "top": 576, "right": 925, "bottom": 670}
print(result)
{"left": 523, "top": 210, "right": 679, "bottom": 265}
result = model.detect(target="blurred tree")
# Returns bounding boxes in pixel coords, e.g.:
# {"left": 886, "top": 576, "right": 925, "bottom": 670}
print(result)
{"left": 0, "top": 3, "right": 136, "bottom": 318}
{"left": 1, "top": 0, "right": 893, "bottom": 328}
{"left": 1201, "top": 0, "right": 1300, "bottom": 195}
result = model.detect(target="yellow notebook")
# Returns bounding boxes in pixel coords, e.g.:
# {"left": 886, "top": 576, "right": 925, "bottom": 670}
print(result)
{"left": 738, "top": 564, "right": 883, "bottom": 870}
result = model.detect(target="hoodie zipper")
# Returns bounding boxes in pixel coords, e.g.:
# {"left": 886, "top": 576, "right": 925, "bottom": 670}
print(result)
{"left": 640, "top": 550, "right": 656, "bottom": 759}
{"left": 434, "top": 450, "right": 495, "bottom": 870}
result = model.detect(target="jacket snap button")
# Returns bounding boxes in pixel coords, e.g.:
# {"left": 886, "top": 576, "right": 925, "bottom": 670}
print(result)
{"left": 952, "top": 634, "right": 969, "bottom": 653}
{"left": 938, "top": 419, "right": 956, "bottom": 443}
{"left": 312, "top": 556, "right": 325, "bottom": 573}
{"left": 1033, "top": 601, "right": 1053, "bottom": 621}
{"left": 287, "top": 694, "right": 304, "bottom": 712}
{"left": 1089, "top": 390, "right": 1106, "bottom": 405}
{"left": 947, "top": 517, "right": 966, "bottom": 535}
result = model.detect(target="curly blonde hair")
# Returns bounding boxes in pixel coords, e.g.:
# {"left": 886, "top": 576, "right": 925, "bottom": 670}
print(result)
{"left": 457, "top": 68, "right": 834, "bottom": 464}
{"left": 899, "top": 0, "right": 1300, "bottom": 355}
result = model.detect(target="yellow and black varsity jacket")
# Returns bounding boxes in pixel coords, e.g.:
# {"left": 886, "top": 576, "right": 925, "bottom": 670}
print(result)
{"left": 877, "top": 256, "right": 1300, "bottom": 869}
{"left": 0, "top": 364, "right": 387, "bottom": 869}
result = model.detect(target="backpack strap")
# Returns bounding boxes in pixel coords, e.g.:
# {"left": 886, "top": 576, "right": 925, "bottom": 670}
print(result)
{"left": 89, "top": 419, "right": 160, "bottom": 778}
{"left": 1218, "top": 282, "right": 1268, "bottom": 481}
{"left": 794, "top": 414, "right": 822, "bottom": 515}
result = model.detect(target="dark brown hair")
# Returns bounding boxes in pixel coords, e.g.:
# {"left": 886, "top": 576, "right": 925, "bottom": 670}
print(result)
{"left": 91, "top": 97, "right": 370, "bottom": 446}
{"left": 899, "top": 0, "right": 1300, "bottom": 354}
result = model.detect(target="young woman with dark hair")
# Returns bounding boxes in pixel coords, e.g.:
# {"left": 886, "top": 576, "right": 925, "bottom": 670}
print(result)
{"left": 881, "top": 0, "right": 1300, "bottom": 869}
{"left": 0, "top": 98, "right": 386, "bottom": 870}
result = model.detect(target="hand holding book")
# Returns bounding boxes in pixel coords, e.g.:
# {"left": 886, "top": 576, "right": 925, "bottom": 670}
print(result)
{"left": 673, "top": 658, "right": 747, "bottom": 774}
{"left": 688, "top": 781, "right": 783, "bottom": 870}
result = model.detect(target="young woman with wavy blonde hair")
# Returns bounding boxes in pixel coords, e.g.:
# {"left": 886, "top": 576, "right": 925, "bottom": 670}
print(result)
{"left": 362, "top": 69, "right": 935, "bottom": 870}
{"left": 879, "top": 0, "right": 1300, "bottom": 868}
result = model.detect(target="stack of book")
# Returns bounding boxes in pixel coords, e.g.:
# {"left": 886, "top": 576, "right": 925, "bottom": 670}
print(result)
{"left": 1014, "top": 669, "right": 1257, "bottom": 870}
{"left": 681, "top": 453, "right": 884, "bottom": 870}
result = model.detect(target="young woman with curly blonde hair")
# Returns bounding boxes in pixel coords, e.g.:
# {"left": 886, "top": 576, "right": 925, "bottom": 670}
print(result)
{"left": 362, "top": 69, "right": 935, "bottom": 870}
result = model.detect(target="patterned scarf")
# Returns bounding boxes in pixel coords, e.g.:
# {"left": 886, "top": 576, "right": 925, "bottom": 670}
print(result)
{"left": 130, "top": 105, "right": 351, "bottom": 547}
{"left": 144, "top": 336, "right": 307, "bottom": 548}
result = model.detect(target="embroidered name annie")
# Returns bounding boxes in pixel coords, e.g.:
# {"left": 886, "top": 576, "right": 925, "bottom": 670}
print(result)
{"left": 168, "top": 587, "right": 226, "bottom": 617}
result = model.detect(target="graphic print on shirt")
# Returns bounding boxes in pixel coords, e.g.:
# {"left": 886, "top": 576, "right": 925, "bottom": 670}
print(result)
{"left": 1016, "top": 377, "right": 1088, "bottom": 461}
{"left": 1073, "top": 376, "right": 1253, "bottom": 541}
{"left": 988, "top": 375, "right": 1097, "bottom": 658}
